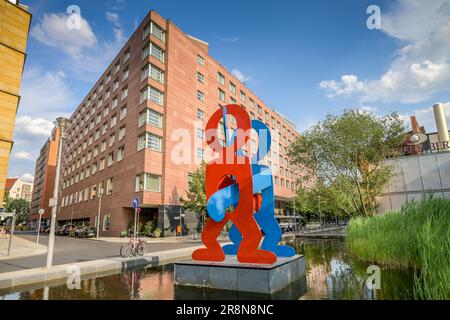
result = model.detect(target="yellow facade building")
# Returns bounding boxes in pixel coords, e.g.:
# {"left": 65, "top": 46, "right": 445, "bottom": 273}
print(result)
{"left": 0, "top": 0, "right": 31, "bottom": 208}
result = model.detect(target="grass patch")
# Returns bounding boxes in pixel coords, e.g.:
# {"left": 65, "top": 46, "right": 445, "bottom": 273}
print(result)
{"left": 346, "top": 197, "right": 450, "bottom": 300}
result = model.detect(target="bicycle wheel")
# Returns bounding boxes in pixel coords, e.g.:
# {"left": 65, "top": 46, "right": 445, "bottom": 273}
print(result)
{"left": 136, "top": 241, "right": 147, "bottom": 256}
{"left": 120, "top": 244, "right": 132, "bottom": 258}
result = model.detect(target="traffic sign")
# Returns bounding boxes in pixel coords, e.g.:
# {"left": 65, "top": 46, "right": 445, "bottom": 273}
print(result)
{"left": 39, "top": 209, "right": 45, "bottom": 215}
{"left": 132, "top": 196, "right": 140, "bottom": 209}
{"left": 49, "top": 198, "right": 56, "bottom": 208}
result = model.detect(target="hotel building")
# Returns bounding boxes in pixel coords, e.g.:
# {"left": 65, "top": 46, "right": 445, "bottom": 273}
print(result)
{"left": 0, "top": 0, "right": 31, "bottom": 210}
{"left": 53, "top": 10, "right": 300, "bottom": 236}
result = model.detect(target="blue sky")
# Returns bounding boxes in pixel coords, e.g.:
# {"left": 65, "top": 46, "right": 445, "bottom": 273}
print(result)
{"left": 9, "top": 0, "right": 450, "bottom": 179}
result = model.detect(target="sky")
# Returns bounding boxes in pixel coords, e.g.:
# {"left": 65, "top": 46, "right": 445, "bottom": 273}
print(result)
{"left": 8, "top": 0, "right": 450, "bottom": 179}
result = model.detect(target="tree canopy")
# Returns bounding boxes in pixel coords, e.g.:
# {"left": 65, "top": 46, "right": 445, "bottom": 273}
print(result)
{"left": 180, "top": 162, "right": 207, "bottom": 232}
{"left": 288, "top": 110, "right": 406, "bottom": 217}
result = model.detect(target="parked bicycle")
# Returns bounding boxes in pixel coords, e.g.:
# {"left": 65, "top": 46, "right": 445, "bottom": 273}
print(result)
{"left": 120, "top": 237, "right": 147, "bottom": 258}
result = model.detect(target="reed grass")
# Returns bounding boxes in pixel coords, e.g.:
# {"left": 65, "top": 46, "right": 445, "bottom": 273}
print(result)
{"left": 346, "top": 197, "right": 450, "bottom": 300}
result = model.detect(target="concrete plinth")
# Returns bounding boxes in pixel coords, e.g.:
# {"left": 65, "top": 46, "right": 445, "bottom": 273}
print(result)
{"left": 174, "top": 255, "right": 306, "bottom": 295}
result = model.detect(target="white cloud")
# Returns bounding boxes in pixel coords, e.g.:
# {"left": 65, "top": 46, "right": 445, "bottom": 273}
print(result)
{"left": 31, "top": 13, "right": 97, "bottom": 58}
{"left": 19, "top": 68, "right": 75, "bottom": 120}
{"left": 106, "top": 11, "right": 120, "bottom": 24}
{"left": 221, "top": 37, "right": 240, "bottom": 43}
{"left": 15, "top": 116, "right": 54, "bottom": 137}
{"left": 320, "top": 0, "right": 450, "bottom": 104}
{"left": 20, "top": 173, "right": 35, "bottom": 182}
{"left": 319, "top": 75, "right": 364, "bottom": 98}
{"left": 13, "top": 151, "right": 33, "bottom": 161}
{"left": 232, "top": 69, "right": 251, "bottom": 83}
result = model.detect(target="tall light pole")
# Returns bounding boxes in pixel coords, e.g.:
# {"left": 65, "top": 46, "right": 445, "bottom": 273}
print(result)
{"left": 36, "top": 209, "right": 44, "bottom": 246}
{"left": 96, "top": 188, "right": 103, "bottom": 238}
{"left": 46, "top": 117, "right": 68, "bottom": 268}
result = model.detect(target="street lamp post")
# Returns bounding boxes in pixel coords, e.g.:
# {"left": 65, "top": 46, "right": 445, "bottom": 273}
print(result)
{"left": 36, "top": 209, "right": 44, "bottom": 246}
{"left": 46, "top": 117, "right": 68, "bottom": 268}
{"left": 7, "top": 209, "right": 16, "bottom": 256}
{"left": 96, "top": 188, "right": 103, "bottom": 238}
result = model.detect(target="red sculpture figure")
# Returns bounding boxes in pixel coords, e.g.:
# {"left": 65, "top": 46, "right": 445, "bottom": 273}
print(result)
{"left": 192, "top": 105, "right": 276, "bottom": 264}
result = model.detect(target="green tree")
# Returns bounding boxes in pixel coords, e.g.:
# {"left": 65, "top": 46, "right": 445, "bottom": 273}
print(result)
{"left": 181, "top": 162, "right": 207, "bottom": 232}
{"left": 5, "top": 198, "right": 30, "bottom": 224}
{"left": 288, "top": 110, "right": 406, "bottom": 217}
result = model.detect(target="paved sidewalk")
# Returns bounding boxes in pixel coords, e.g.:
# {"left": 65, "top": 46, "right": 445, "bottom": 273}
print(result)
{"left": 0, "top": 235, "right": 47, "bottom": 261}
{"left": 92, "top": 235, "right": 226, "bottom": 244}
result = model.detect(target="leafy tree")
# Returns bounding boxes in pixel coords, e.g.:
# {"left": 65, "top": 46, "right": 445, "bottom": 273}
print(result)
{"left": 4, "top": 198, "right": 30, "bottom": 224}
{"left": 288, "top": 110, "right": 406, "bottom": 217}
{"left": 181, "top": 162, "right": 207, "bottom": 232}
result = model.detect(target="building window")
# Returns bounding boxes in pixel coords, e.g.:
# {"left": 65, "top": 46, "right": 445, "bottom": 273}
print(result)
{"left": 258, "top": 105, "right": 263, "bottom": 114}
{"left": 112, "top": 97, "right": 118, "bottom": 109}
{"left": 102, "top": 214, "right": 111, "bottom": 231}
{"left": 230, "top": 82, "right": 236, "bottom": 94}
{"left": 230, "top": 97, "right": 236, "bottom": 104}
{"left": 218, "top": 72, "right": 225, "bottom": 85}
{"left": 120, "top": 105, "right": 127, "bottom": 120}
{"left": 136, "top": 173, "right": 161, "bottom": 192}
{"left": 123, "top": 67, "right": 129, "bottom": 82}
{"left": 142, "top": 63, "right": 164, "bottom": 83}
{"left": 119, "top": 126, "right": 126, "bottom": 141}
{"left": 109, "top": 133, "right": 116, "bottom": 147}
{"left": 124, "top": 48, "right": 130, "bottom": 62}
{"left": 139, "top": 109, "right": 163, "bottom": 128}
{"left": 143, "top": 42, "right": 165, "bottom": 63}
{"left": 196, "top": 148, "right": 204, "bottom": 160}
{"left": 102, "top": 123, "right": 108, "bottom": 135}
{"left": 99, "top": 158, "right": 105, "bottom": 171}
{"left": 90, "top": 185, "right": 97, "bottom": 200}
{"left": 197, "top": 128, "right": 205, "bottom": 139}
{"left": 100, "top": 140, "right": 107, "bottom": 152}
{"left": 111, "top": 115, "right": 117, "bottom": 128}
{"left": 143, "top": 21, "right": 166, "bottom": 42}
{"left": 197, "top": 55, "right": 205, "bottom": 66}
{"left": 118, "top": 146, "right": 125, "bottom": 161}
{"left": 106, "top": 178, "right": 113, "bottom": 195}
{"left": 141, "top": 86, "right": 164, "bottom": 105}
{"left": 197, "top": 109, "right": 205, "bottom": 120}
{"left": 121, "top": 86, "right": 128, "bottom": 101}
{"left": 138, "top": 133, "right": 162, "bottom": 152}
{"left": 114, "top": 61, "right": 120, "bottom": 74}
{"left": 107, "top": 152, "right": 114, "bottom": 167}
{"left": 197, "top": 90, "right": 205, "bottom": 102}
{"left": 240, "top": 91, "right": 246, "bottom": 102}
{"left": 197, "top": 72, "right": 204, "bottom": 84}
{"left": 218, "top": 88, "right": 225, "bottom": 102}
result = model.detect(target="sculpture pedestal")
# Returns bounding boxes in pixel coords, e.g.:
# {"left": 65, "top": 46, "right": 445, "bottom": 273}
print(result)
{"left": 174, "top": 255, "right": 306, "bottom": 295}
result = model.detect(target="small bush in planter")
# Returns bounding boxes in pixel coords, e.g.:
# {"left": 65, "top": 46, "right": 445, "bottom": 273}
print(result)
{"left": 120, "top": 230, "right": 127, "bottom": 238}
{"left": 153, "top": 228, "right": 162, "bottom": 238}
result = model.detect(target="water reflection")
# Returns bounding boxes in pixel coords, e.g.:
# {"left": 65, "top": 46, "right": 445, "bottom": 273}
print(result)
{"left": 0, "top": 238, "right": 415, "bottom": 300}
{"left": 294, "top": 239, "right": 415, "bottom": 300}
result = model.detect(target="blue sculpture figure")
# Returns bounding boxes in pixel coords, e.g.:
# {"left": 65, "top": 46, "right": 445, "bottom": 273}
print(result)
{"left": 207, "top": 108, "right": 295, "bottom": 258}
